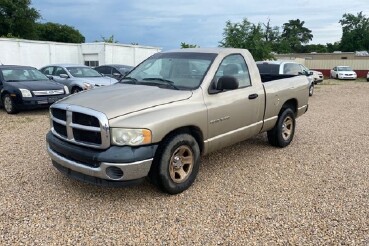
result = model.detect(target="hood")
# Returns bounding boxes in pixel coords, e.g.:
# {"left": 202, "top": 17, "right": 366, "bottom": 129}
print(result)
{"left": 58, "top": 83, "right": 193, "bottom": 119}
{"left": 73, "top": 76, "right": 117, "bottom": 86}
{"left": 7, "top": 80, "right": 64, "bottom": 91}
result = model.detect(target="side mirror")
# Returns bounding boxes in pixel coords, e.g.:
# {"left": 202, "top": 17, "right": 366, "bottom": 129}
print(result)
{"left": 60, "top": 74, "right": 69, "bottom": 79}
{"left": 217, "top": 76, "right": 239, "bottom": 90}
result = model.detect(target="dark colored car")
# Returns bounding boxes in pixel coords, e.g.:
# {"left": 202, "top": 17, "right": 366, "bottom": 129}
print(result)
{"left": 0, "top": 65, "right": 69, "bottom": 114}
{"left": 94, "top": 64, "right": 133, "bottom": 80}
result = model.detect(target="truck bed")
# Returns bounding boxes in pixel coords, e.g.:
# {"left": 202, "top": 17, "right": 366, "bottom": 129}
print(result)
{"left": 260, "top": 73, "right": 297, "bottom": 83}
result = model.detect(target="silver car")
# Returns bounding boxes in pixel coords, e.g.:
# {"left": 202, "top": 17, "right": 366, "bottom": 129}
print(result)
{"left": 40, "top": 64, "right": 118, "bottom": 94}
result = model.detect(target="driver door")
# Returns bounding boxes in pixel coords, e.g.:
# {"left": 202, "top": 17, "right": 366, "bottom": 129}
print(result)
{"left": 204, "top": 54, "right": 265, "bottom": 152}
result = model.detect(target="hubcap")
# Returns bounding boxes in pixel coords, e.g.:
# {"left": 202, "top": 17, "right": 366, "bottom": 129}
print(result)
{"left": 169, "top": 146, "right": 194, "bottom": 183}
{"left": 281, "top": 116, "right": 293, "bottom": 141}
{"left": 4, "top": 97, "right": 12, "bottom": 112}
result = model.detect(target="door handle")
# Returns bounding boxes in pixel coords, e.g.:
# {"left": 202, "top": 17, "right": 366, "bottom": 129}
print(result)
{"left": 248, "top": 93, "right": 258, "bottom": 100}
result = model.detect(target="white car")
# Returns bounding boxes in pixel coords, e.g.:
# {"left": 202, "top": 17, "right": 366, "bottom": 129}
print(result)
{"left": 310, "top": 70, "right": 324, "bottom": 84}
{"left": 330, "top": 66, "right": 357, "bottom": 80}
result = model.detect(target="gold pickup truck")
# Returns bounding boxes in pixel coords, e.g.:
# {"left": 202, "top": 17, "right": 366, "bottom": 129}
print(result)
{"left": 46, "top": 48, "right": 309, "bottom": 194}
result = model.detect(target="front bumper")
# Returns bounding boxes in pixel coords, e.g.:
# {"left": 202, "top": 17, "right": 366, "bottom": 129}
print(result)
{"left": 46, "top": 132, "right": 158, "bottom": 184}
{"left": 18, "top": 95, "right": 66, "bottom": 109}
{"left": 337, "top": 74, "right": 357, "bottom": 80}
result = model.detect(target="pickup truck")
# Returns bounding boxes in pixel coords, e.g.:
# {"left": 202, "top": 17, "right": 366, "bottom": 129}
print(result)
{"left": 46, "top": 48, "right": 309, "bottom": 194}
{"left": 256, "top": 60, "right": 315, "bottom": 96}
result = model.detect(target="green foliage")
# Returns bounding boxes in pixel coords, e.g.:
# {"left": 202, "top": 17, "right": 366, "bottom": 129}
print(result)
{"left": 0, "top": 0, "right": 40, "bottom": 39}
{"left": 280, "top": 19, "right": 313, "bottom": 52}
{"left": 180, "top": 42, "right": 199, "bottom": 48}
{"left": 0, "top": 0, "right": 85, "bottom": 43}
{"left": 97, "top": 35, "right": 118, "bottom": 43}
{"left": 339, "top": 12, "right": 369, "bottom": 51}
{"left": 219, "top": 18, "right": 274, "bottom": 61}
{"left": 36, "top": 22, "right": 85, "bottom": 43}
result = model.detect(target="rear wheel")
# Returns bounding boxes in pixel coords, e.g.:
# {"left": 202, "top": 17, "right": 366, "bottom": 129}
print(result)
{"left": 149, "top": 133, "right": 200, "bottom": 194}
{"left": 2, "top": 94, "right": 18, "bottom": 114}
{"left": 267, "top": 108, "right": 295, "bottom": 148}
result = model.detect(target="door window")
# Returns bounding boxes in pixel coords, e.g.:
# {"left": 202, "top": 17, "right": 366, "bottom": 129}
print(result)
{"left": 54, "top": 67, "right": 67, "bottom": 76}
{"left": 214, "top": 54, "right": 251, "bottom": 89}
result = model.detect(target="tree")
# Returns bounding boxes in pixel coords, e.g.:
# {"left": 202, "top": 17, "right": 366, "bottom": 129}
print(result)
{"left": 0, "top": 0, "right": 40, "bottom": 39}
{"left": 281, "top": 19, "right": 313, "bottom": 53}
{"left": 98, "top": 35, "right": 118, "bottom": 43}
{"left": 36, "top": 22, "right": 85, "bottom": 43}
{"left": 180, "top": 42, "right": 199, "bottom": 48}
{"left": 219, "top": 18, "right": 274, "bottom": 61}
{"left": 339, "top": 12, "right": 369, "bottom": 51}
{"left": 326, "top": 42, "right": 341, "bottom": 53}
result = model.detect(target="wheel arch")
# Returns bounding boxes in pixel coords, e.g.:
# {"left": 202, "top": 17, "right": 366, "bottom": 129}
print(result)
{"left": 156, "top": 125, "right": 204, "bottom": 155}
{"left": 280, "top": 99, "right": 297, "bottom": 116}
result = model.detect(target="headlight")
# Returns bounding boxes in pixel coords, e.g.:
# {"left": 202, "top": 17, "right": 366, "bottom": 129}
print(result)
{"left": 83, "top": 82, "right": 94, "bottom": 90}
{"left": 64, "top": 86, "right": 70, "bottom": 94}
{"left": 19, "top": 89, "right": 32, "bottom": 97}
{"left": 111, "top": 128, "right": 152, "bottom": 146}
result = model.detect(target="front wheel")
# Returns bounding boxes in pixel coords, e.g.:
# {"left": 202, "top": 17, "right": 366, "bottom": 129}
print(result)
{"left": 2, "top": 94, "right": 18, "bottom": 114}
{"left": 149, "top": 133, "right": 200, "bottom": 194}
{"left": 71, "top": 87, "right": 82, "bottom": 94}
{"left": 267, "top": 108, "right": 296, "bottom": 148}
{"left": 309, "top": 84, "right": 314, "bottom": 96}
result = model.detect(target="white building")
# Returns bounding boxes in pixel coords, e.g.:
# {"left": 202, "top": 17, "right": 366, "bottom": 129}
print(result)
{"left": 0, "top": 38, "right": 161, "bottom": 68}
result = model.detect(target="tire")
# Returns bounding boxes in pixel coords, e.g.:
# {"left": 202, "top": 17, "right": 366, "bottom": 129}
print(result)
{"left": 309, "top": 84, "right": 314, "bottom": 96}
{"left": 2, "top": 94, "right": 18, "bottom": 114}
{"left": 336, "top": 74, "right": 338, "bottom": 79}
{"left": 71, "top": 87, "right": 82, "bottom": 94}
{"left": 149, "top": 133, "right": 200, "bottom": 194}
{"left": 267, "top": 108, "right": 296, "bottom": 148}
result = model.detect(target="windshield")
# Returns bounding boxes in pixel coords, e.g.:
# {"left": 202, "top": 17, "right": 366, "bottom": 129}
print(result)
{"left": 125, "top": 52, "right": 217, "bottom": 90}
{"left": 337, "top": 66, "right": 353, "bottom": 71}
{"left": 1, "top": 68, "right": 49, "bottom": 82}
{"left": 66, "top": 67, "right": 102, "bottom": 78}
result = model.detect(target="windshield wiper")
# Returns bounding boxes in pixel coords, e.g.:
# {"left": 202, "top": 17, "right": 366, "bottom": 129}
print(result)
{"left": 5, "top": 80, "right": 21, "bottom": 82}
{"left": 142, "top": 78, "right": 179, "bottom": 90}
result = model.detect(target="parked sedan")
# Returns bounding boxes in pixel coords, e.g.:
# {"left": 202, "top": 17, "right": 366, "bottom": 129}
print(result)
{"left": 330, "top": 66, "right": 357, "bottom": 80}
{"left": 94, "top": 64, "right": 134, "bottom": 80}
{"left": 310, "top": 70, "right": 324, "bottom": 84}
{"left": 0, "top": 65, "right": 69, "bottom": 114}
{"left": 40, "top": 64, "right": 118, "bottom": 94}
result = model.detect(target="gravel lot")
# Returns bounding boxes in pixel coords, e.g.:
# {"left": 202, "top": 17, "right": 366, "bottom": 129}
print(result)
{"left": 0, "top": 80, "right": 368, "bottom": 245}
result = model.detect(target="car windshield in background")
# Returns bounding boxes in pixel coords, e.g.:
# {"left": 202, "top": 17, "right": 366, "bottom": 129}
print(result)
{"left": 338, "top": 67, "right": 353, "bottom": 71}
{"left": 66, "top": 67, "right": 102, "bottom": 78}
{"left": 257, "top": 63, "right": 280, "bottom": 74}
{"left": 125, "top": 52, "right": 217, "bottom": 90}
{"left": 1, "top": 68, "right": 49, "bottom": 82}
{"left": 118, "top": 67, "right": 132, "bottom": 73}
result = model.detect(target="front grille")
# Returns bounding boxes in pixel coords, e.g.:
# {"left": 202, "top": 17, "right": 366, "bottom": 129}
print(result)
{"left": 50, "top": 104, "right": 110, "bottom": 149}
{"left": 33, "top": 89, "right": 65, "bottom": 96}
{"left": 73, "top": 112, "right": 100, "bottom": 127}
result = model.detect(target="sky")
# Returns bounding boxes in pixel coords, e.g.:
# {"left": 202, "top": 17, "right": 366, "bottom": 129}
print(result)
{"left": 31, "top": 0, "right": 369, "bottom": 50}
